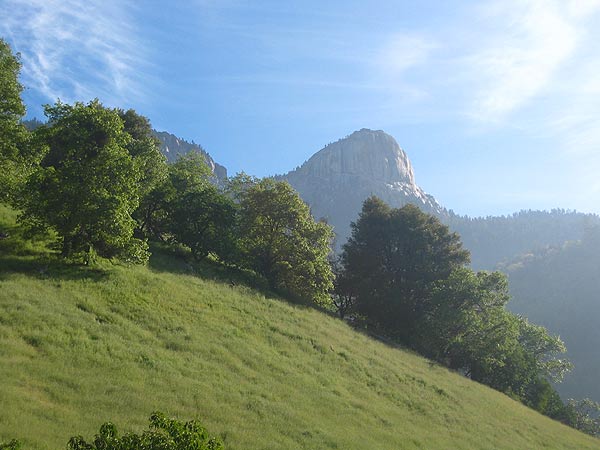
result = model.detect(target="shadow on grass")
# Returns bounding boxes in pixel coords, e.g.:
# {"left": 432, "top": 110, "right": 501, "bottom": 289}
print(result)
{"left": 0, "top": 253, "right": 110, "bottom": 282}
{"left": 0, "top": 234, "right": 110, "bottom": 283}
{"left": 147, "top": 242, "right": 315, "bottom": 310}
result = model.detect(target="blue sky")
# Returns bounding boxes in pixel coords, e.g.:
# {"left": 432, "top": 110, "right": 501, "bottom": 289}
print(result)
{"left": 2, "top": 0, "right": 600, "bottom": 217}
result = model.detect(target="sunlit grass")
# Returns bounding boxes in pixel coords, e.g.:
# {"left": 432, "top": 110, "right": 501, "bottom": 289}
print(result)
{"left": 0, "top": 204, "right": 598, "bottom": 449}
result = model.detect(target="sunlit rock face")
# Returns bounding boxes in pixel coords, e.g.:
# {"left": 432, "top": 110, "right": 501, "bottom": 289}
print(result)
{"left": 280, "top": 128, "right": 444, "bottom": 248}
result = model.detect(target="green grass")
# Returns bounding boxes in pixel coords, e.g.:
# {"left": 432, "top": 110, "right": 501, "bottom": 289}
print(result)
{"left": 0, "top": 204, "right": 598, "bottom": 449}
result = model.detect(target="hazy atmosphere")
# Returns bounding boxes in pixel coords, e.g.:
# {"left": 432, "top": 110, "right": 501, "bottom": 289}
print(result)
{"left": 3, "top": 1, "right": 600, "bottom": 447}
{"left": 3, "top": 0, "right": 600, "bottom": 216}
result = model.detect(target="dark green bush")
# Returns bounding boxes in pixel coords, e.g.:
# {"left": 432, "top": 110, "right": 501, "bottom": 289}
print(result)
{"left": 0, "top": 440, "right": 20, "bottom": 450}
{"left": 67, "top": 412, "right": 223, "bottom": 450}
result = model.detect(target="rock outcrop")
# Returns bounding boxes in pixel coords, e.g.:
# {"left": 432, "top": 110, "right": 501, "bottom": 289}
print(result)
{"left": 280, "top": 128, "right": 444, "bottom": 248}
{"left": 153, "top": 130, "right": 227, "bottom": 182}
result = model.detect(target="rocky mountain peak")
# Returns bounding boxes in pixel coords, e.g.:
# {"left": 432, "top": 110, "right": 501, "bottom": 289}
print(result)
{"left": 153, "top": 130, "right": 228, "bottom": 183}
{"left": 281, "top": 129, "right": 444, "bottom": 248}
{"left": 292, "top": 128, "right": 416, "bottom": 186}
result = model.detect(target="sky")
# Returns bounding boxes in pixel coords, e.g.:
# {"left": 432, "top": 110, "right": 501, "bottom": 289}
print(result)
{"left": 2, "top": 0, "right": 600, "bottom": 217}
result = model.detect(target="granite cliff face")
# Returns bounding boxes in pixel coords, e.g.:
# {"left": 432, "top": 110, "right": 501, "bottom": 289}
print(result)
{"left": 153, "top": 130, "right": 228, "bottom": 182}
{"left": 281, "top": 128, "right": 444, "bottom": 248}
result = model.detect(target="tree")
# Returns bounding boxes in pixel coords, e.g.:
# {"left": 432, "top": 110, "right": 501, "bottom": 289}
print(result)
{"left": 118, "top": 109, "right": 168, "bottom": 201}
{"left": 68, "top": 412, "right": 224, "bottom": 450}
{"left": 0, "top": 38, "right": 29, "bottom": 203}
{"left": 566, "top": 398, "right": 600, "bottom": 437}
{"left": 341, "top": 197, "right": 469, "bottom": 339}
{"left": 415, "top": 268, "right": 513, "bottom": 369}
{"left": 169, "top": 184, "right": 237, "bottom": 261}
{"left": 136, "top": 150, "right": 212, "bottom": 239}
{"left": 331, "top": 257, "right": 356, "bottom": 319}
{"left": 416, "top": 267, "right": 572, "bottom": 415}
{"left": 237, "top": 178, "right": 334, "bottom": 305}
{"left": 21, "top": 100, "right": 152, "bottom": 264}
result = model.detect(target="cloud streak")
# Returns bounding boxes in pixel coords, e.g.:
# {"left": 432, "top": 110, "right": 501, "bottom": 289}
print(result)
{"left": 466, "top": 0, "right": 579, "bottom": 123}
{"left": 0, "top": 0, "right": 150, "bottom": 109}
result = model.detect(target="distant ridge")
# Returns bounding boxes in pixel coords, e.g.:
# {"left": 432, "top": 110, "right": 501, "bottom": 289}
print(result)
{"left": 23, "top": 119, "right": 229, "bottom": 184}
{"left": 153, "top": 130, "right": 228, "bottom": 182}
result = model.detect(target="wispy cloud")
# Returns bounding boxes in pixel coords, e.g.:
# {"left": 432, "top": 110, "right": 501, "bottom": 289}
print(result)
{"left": 465, "top": 0, "right": 582, "bottom": 123}
{"left": 0, "top": 0, "right": 150, "bottom": 109}
{"left": 375, "top": 33, "right": 436, "bottom": 76}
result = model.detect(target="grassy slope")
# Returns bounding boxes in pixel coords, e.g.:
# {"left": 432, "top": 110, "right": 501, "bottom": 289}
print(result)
{"left": 0, "top": 206, "right": 598, "bottom": 450}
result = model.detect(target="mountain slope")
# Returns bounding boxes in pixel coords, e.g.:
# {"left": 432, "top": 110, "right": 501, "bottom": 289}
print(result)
{"left": 0, "top": 205, "right": 598, "bottom": 450}
{"left": 153, "top": 130, "right": 228, "bottom": 182}
{"left": 448, "top": 210, "right": 600, "bottom": 270}
{"left": 505, "top": 231, "right": 600, "bottom": 403}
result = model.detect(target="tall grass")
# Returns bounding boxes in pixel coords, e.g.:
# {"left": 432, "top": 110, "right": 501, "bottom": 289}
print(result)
{"left": 0, "top": 205, "right": 598, "bottom": 449}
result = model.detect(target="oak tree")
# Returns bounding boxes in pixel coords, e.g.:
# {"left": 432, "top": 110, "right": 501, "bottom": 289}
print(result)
{"left": 237, "top": 178, "right": 334, "bottom": 305}
{"left": 0, "top": 38, "right": 29, "bottom": 203}
{"left": 22, "top": 100, "right": 151, "bottom": 263}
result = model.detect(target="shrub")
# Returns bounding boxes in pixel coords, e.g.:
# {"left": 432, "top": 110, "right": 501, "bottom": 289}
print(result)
{"left": 67, "top": 412, "right": 224, "bottom": 450}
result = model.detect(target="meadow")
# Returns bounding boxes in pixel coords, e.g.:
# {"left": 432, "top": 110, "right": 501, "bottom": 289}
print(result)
{"left": 0, "top": 205, "right": 598, "bottom": 449}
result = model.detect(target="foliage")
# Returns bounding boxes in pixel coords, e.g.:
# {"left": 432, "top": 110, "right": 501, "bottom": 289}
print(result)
{"left": 136, "top": 150, "right": 212, "bottom": 239}
{"left": 237, "top": 178, "right": 334, "bottom": 304}
{"left": 117, "top": 109, "right": 168, "bottom": 201}
{"left": 20, "top": 100, "right": 151, "bottom": 264}
{"left": 0, "top": 38, "right": 29, "bottom": 203}
{"left": 507, "top": 226, "right": 600, "bottom": 404}
{"left": 447, "top": 208, "right": 600, "bottom": 270}
{"left": 341, "top": 197, "right": 469, "bottom": 339}
{"left": 566, "top": 398, "right": 600, "bottom": 437}
{"left": 1, "top": 205, "right": 600, "bottom": 450}
{"left": 340, "top": 197, "right": 579, "bottom": 426}
{"left": 68, "top": 412, "right": 223, "bottom": 450}
{"left": 331, "top": 258, "right": 356, "bottom": 319}
{"left": 135, "top": 150, "right": 237, "bottom": 262}
{"left": 169, "top": 184, "right": 237, "bottom": 261}
{"left": 0, "top": 440, "right": 20, "bottom": 450}
{"left": 415, "top": 268, "right": 514, "bottom": 373}
{"left": 423, "top": 269, "right": 573, "bottom": 417}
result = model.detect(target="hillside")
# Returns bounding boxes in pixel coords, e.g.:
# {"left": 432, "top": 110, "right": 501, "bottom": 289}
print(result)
{"left": 0, "top": 205, "right": 598, "bottom": 450}
{"left": 505, "top": 230, "right": 600, "bottom": 403}
{"left": 448, "top": 210, "right": 600, "bottom": 270}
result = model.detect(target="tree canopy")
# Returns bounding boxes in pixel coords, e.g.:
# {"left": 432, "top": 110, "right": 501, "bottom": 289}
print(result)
{"left": 340, "top": 197, "right": 469, "bottom": 339}
{"left": 338, "top": 196, "right": 573, "bottom": 423}
{"left": 21, "top": 100, "right": 156, "bottom": 263}
{"left": 67, "top": 412, "right": 224, "bottom": 450}
{"left": 165, "top": 152, "right": 237, "bottom": 261}
{"left": 236, "top": 178, "right": 334, "bottom": 304}
{"left": 0, "top": 38, "right": 29, "bottom": 203}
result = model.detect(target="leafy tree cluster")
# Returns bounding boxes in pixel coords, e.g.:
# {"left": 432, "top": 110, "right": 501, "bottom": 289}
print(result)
{"left": 0, "top": 40, "right": 332, "bottom": 303}
{"left": 335, "top": 197, "right": 583, "bottom": 428}
{"left": 0, "top": 38, "right": 30, "bottom": 204}
{"left": 234, "top": 176, "right": 333, "bottom": 304}
{"left": 138, "top": 164, "right": 334, "bottom": 304}
{"left": 18, "top": 101, "right": 159, "bottom": 264}
{"left": 1, "top": 412, "right": 224, "bottom": 450}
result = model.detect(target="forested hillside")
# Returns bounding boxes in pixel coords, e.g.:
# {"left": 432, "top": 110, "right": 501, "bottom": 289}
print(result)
{"left": 506, "top": 227, "right": 600, "bottom": 403}
{"left": 447, "top": 210, "right": 600, "bottom": 270}
{"left": 1, "top": 205, "right": 599, "bottom": 450}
